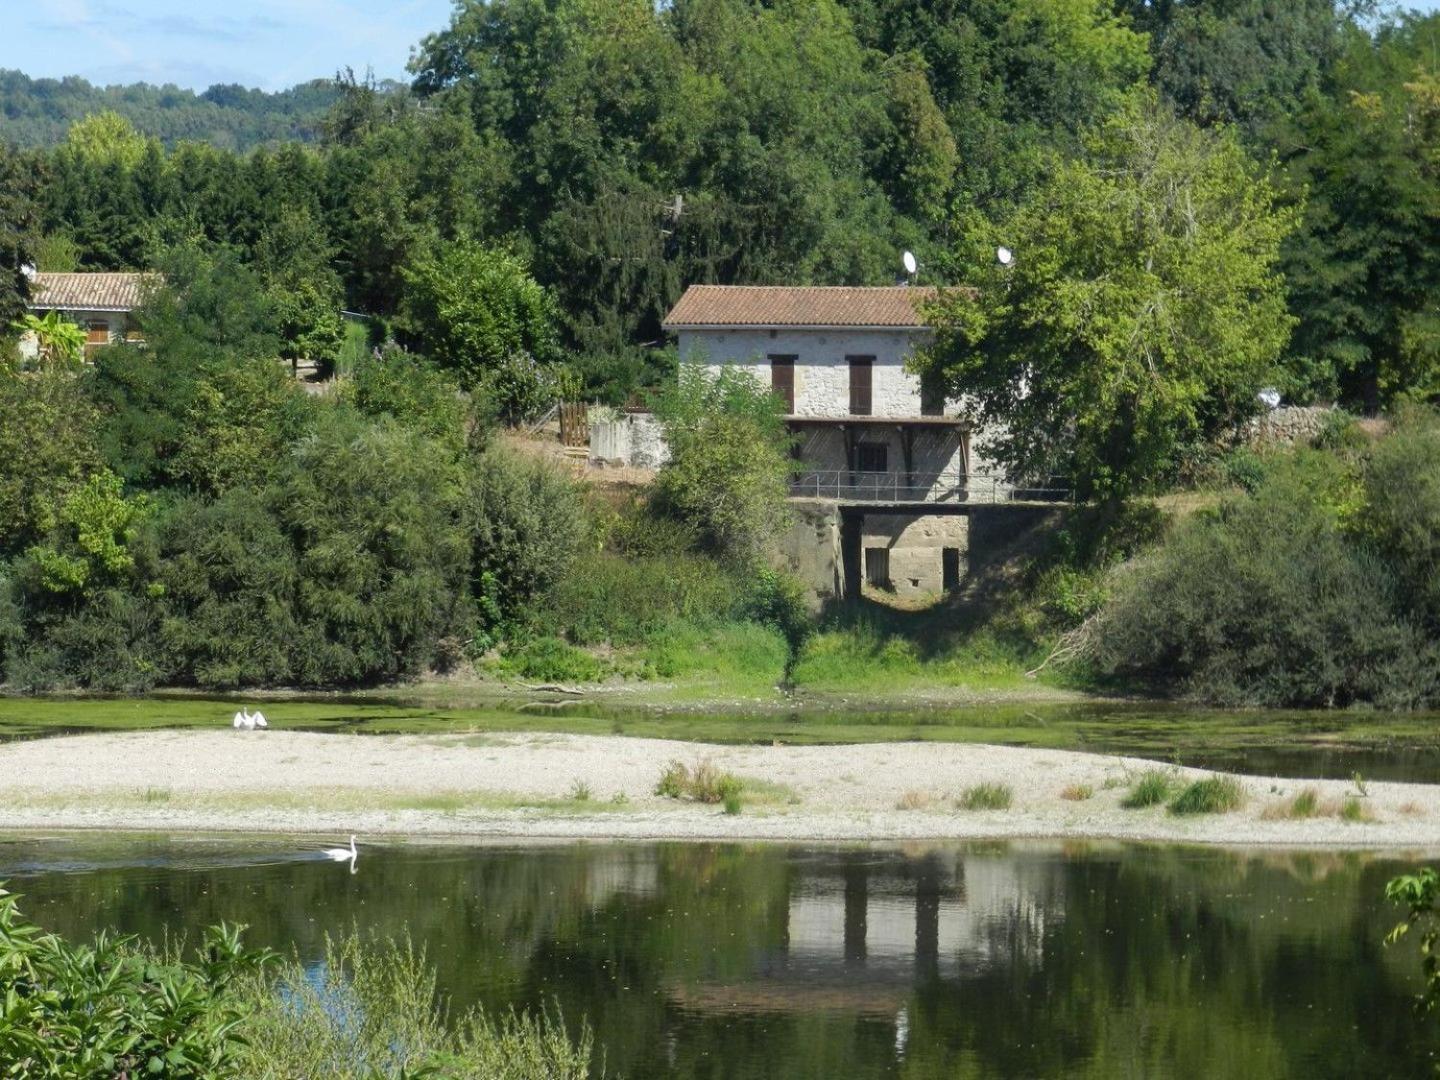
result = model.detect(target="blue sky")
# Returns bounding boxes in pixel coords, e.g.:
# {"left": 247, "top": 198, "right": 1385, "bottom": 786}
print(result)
{"left": 12, "top": 0, "right": 458, "bottom": 91}
{"left": 10, "top": 0, "right": 1440, "bottom": 94}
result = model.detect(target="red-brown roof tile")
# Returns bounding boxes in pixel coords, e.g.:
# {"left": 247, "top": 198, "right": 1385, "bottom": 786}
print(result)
{"left": 29, "top": 272, "right": 158, "bottom": 312}
{"left": 663, "top": 285, "right": 939, "bottom": 329}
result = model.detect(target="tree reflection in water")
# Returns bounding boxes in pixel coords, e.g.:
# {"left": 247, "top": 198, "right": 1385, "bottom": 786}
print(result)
{"left": 0, "top": 837, "right": 1430, "bottom": 1079}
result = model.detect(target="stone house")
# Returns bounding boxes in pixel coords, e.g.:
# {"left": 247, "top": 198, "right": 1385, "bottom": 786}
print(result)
{"left": 659, "top": 284, "right": 1046, "bottom": 599}
{"left": 19, "top": 272, "right": 153, "bottom": 360}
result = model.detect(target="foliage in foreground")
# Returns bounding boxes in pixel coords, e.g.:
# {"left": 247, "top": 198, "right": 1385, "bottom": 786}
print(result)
{"left": 1386, "top": 868, "right": 1440, "bottom": 1020}
{"left": 0, "top": 886, "right": 596, "bottom": 1079}
{"left": 235, "top": 934, "right": 594, "bottom": 1079}
{"left": 0, "top": 887, "right": 269, "bottom": 1078}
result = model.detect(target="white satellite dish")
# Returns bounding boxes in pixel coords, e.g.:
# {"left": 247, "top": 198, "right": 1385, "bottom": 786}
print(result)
{"left": 996, "top": 246, "right": 1014, "bottom": 267}
{"left": 902, "top": 250, "right": 918, "bottom": 276}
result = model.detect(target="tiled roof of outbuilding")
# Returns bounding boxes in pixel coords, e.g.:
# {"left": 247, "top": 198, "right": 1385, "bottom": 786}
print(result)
{"left": 29, "top": 272, "right": 156, "bottom": 312}
{"left": 663, "top": 285, "right": 939, "bottom": 329}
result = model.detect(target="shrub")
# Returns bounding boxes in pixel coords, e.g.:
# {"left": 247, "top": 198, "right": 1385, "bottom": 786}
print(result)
{"left": 651, "top": 362, "right": 792, "bottom": 564}
{"left": 958, "top": 783, "right": 1013, "bottom": 811}
{"left": 1340, "top": 797, "right": 1373, "bottom": 823}
{"left": 1169, "top": 776, "right": 1244, "bottom": 816}
{"left": 469, "top": 450, "right": 591, "bottom": 628}
{"left": 1060, "top": 783, "right": 1093, "bottom": 801}
{"left": 537, "top": 550, "right": 741, "bottom": 647}
{"left": 503, "top": 637, "right": 606, "bottom": 684}
{"left": 1121, "top": 770, "right": 1175, "bottom": 809}
{"left": 0, "top": 886, "right": 272, "bottom": 1077}
{"left": 654, "top": 759, "right": 743, "bottom": 804}
{"left": 1093, "top": 451, "right": 1437, "bottom": 708}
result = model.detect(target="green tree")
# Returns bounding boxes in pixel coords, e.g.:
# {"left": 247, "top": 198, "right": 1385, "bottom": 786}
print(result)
{"left": 651, "top": 362, "right": 793, "bottom": 564}
{"left": 0, "top": 365, "right": 102, "bottom": 554}
{"left": 399, "top": 237, "right": 563, "bottom": 417}
{"left": 0, "top": 143, "right": 40, "bottom": 333}
{"left": 1279, "top": 14, "right": 1440, "bottom": 407}
{"left": 62, "top": 111, "right": 155, "bottom": 170}
{"left": 920, "top": 92, "right": 1297, "bottom": 498}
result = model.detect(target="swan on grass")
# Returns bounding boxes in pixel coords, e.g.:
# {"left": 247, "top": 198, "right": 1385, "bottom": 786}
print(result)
{"left": 231, "top": 708, "right": 268, "bottom": 731}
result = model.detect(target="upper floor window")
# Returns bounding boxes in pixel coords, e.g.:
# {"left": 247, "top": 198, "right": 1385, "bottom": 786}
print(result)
{"left": 855, "top": 442, "right": 888, "bottom": 473}
{"left": 769, "top": 355, "right": 796, "bottom": 413}
{"left": 848, "top": 355, "right": 874, "bottom": 416}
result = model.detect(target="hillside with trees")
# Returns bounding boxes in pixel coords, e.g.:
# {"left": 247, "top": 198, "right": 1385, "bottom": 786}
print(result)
{"left": 4, "top": 0, "right": 1440, "bottom": 705}
{"left": 0, "top": 70, "right": 343, "bottom": 151}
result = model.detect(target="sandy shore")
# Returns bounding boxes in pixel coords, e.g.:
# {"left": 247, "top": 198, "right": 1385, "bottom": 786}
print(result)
{"left": 0, "top": 730, "right": 1437, "bottom": 849}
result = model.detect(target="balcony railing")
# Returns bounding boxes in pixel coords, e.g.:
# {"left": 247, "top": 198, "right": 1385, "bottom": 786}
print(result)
{"left": 788, "top": 469, "right": 1071, "bottom": 505}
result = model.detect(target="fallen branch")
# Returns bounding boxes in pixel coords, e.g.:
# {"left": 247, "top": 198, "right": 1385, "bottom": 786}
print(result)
{"left": 1026, "top": 613, "right": 1101, "bottom": 679}
{"left": 520, "top": 683, "right": 585, "bottom": 696}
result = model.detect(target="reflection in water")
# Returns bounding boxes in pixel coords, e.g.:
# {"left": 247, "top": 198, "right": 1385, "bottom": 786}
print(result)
{"left": 0, "top": 837, "right": 1434, "bottom": 1079}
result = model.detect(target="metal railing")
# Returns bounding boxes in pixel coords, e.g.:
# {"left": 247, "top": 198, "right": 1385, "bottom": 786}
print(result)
{"left": 788, "top": 469, "right": 1071, "bottom": 505}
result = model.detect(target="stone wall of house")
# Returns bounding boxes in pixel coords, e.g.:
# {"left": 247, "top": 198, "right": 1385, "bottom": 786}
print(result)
{"left": 681, "top": 326, "right": 946, "bottom": 417}
{"left": 589, "top": 411, "right": 669, "bottom": 468}
{"left": 1243, "top": 405, "right": 1335, "bottom": 447}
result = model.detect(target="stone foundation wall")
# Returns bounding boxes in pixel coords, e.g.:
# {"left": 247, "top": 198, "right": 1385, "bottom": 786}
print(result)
{"left": 772, "top": 500, "right": 843, "bottom": 610}
{"left": 859, "top": 512, "right": 970, "bottom": 599}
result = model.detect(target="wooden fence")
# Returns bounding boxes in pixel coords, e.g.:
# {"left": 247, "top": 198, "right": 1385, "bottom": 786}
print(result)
{"left": 559, "top": 402, "right": 589, "bottom": 448}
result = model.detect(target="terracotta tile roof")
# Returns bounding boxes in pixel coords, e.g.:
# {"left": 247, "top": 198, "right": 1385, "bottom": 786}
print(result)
{"left": 663, "top": 285, "right": 939, "bottom": 329}
{"left": 28, "top": 272, "right": 157, "bottom": 312}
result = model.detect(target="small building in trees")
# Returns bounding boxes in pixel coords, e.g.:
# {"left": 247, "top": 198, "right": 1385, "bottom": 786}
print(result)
{"left": 655, "top": 284, "right": 1055, "bottom": 600}
{"left": 20, "top": 272, "right": 153, "bottom": 359}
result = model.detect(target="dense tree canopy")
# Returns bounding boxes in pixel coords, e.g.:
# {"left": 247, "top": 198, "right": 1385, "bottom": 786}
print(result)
{"left": 920, "top": 92, "right": 1296, "bottom": 498}
{"left": 7, "top": 1, "right": 1440, "bottom": 419}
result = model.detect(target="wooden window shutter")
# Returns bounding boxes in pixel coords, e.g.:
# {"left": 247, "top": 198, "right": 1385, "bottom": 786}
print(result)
{"left": 848, "top": 356, "right": 873, "bottom": 416}
{"left": 769, "top": 355, "right": 795, "bottom": 413}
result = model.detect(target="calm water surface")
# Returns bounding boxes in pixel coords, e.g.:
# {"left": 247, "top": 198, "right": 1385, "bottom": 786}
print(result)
{"left": 1, "top": 835, "right": 1436, "bottom": 1078}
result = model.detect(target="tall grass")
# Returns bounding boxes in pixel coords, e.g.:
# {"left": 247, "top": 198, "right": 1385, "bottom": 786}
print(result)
{"left": 1168, "top": 776, "right": 1245, "bottom": 816}
{"left": 1120, "top": 770, "right": 1175, "bottom": 809}
{"left": 234, "top": 933, "right": 595, "bottom": 1078}
{"left": 957, "top": 782, "right": 1013, "bottom": 811}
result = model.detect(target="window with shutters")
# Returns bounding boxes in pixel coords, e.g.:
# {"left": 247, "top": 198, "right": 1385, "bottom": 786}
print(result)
{"left": 848, "top": 356, "right": 873, "bottom": 415}
{"left": 769, "top": 355, "right": 796, "bottom": 413}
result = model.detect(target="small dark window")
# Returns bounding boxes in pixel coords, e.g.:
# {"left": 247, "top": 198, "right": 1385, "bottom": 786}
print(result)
{"left": 921, "top": 372, "right": 945, "bottom": 417}
{"left": 769, "top": 355, "right": 796, "bottom": 413}
{"left": 865, "top": 547, "right": 891, "bottom": 588}
{"left": 855, "top": 442, "right": 887, "bottom": 473}
{"left": 943, "top": 548, "right": 962, "bottom": 591}
{"left": 848, "top": 356, "right": 873, "bottom": 415}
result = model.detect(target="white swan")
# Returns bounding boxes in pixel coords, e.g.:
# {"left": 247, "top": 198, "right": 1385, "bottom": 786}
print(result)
{"left": 251, "top": 710, "right": 268, "bottom": 730}
{"left": 232, "top": 708, "right": 254, "bottom": 730}
{"left": 322, "top": 835, "right": 358, "bottom": 862}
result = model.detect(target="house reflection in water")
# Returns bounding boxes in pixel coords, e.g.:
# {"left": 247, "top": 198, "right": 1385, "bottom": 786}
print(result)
{"left": 666, "top": 846, "right": 1061, "bottom": 1057}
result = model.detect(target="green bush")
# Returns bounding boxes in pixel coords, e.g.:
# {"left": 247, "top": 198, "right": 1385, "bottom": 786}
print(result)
{"left": 958, "top": 782, "right": 1013, "bottom": 810}
{"left": 1093, "top": 451, "right": 1437, "bottom": 708}
{"left": 503, "top": 636, "right": 606, "bottom": 683}
{"left": 469, "top": 449, "right": 590, "bottom": 628}
{"left": 650, "top": 363, "right": 793, "bottom": 564}
{"left": 537, "top": 550, "right": 741, "bottom": 647}
{"left": 1121, "top": 770, "right": 1176, "bottom": 809}
{"left": 1169, "top": 776, "right": 1244, "bottom": 815}
{"left": 0, "top": 886, "right": 271, "bottom": 1077}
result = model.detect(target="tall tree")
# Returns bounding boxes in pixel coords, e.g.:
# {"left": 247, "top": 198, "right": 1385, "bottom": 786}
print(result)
{"left": 919, "top": 91, "right": 1297, "bottom": 499}
{"left": 0, "top": 143, "right": 40, "bottom": 332}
